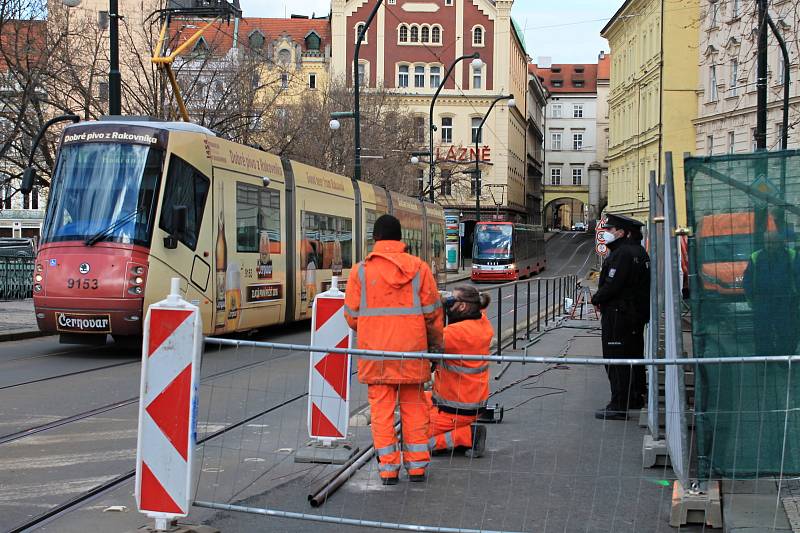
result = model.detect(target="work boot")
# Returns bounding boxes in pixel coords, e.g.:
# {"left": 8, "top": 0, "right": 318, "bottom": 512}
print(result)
{"left": 382, "top": 477, "right": 398, "bottom": 486}
{"left": 594, "top": 404, "right": 628, "bottom": 420}
{"left": 409, "top": 473, "right": 427, "bottom": 482}
{"left": 464, "top": 424, "right": 486, "bottom": 458}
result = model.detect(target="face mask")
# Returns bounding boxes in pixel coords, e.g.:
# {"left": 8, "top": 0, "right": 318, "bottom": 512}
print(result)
{"left": 601, "top": 230, "right": 618, "bottom": 244}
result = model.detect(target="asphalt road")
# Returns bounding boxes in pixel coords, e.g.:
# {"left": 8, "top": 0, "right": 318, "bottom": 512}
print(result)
{"left": 0, "top": 231, "right": 595, "bottom": 532}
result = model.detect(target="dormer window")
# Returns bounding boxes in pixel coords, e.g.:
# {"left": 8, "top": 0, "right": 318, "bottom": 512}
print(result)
{"left": 192, "top": 36, "right": 210, "bottom": 56}
{"left": 575, "top": 66, "right": 584, "bottom": 73}
{"left": 248, "top": 31, "right": 265, "bottom": 51}
{"left": 305, "top": 31, "right": 321, "bottom": 51}
{"left": 278, "top": 48, "right": 291, "bottom": 66}
{"left": 472, "top": 26, "right": 483, "bottom": 46}
{"left": 551, "top": 67, "right": 561, "bottom": 73}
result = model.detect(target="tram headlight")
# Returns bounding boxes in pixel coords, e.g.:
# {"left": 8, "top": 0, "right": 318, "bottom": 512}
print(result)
{"left": 132, "top": 276, "right": 144, "bottom": 285}
{"left": 128, "top": 286, "right": 143, "bottom": 295}
{"left": 35, "top": 274, "right": 43, "bottom": 282}
{"left": 34, "top": 283, "right": 42, "bottom": 292}
{"left": 36, "top": 263, "right": 43, "bottom": 272}
{"left": 131, "top": 266, "right": 145, "bottom": 275}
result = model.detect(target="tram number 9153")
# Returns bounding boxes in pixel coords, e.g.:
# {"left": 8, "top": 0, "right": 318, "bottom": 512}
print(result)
{"left": 67, "top": 278, "right": 99, "bottom": 290}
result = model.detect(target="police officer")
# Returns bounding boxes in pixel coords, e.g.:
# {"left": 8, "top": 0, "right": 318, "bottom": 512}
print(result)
{"left": 591, "top": 214, "right": 650, "bottom": 420}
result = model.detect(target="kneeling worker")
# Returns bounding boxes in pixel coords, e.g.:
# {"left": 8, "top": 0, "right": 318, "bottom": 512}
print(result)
{"left": 428, "top": 286, "right": 493, "bottom": 457}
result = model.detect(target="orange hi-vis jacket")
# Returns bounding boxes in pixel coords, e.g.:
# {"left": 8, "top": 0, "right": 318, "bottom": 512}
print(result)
{"left": 344, "top": 240, "right": 444, "bottom": 384}
{"left": 432, "top": 313, "right": 494, "bottom": 415}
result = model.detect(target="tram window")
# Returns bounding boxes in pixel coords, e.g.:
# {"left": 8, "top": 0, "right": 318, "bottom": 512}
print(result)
{"left": 236, "top": 182, "right": 281, "bottom": 253}
{"left": 429, "top": 223, "right": 444, "bottom": 259}
{"left": 160, "top": 155, "right": 209, "bottom": 250}
{"left": 301, "top": 211, "right": 353, "bottom": 270}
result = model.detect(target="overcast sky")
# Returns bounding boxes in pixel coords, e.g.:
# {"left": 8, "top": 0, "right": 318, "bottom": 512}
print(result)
{"left": 238, "top": 0, "right": 621, "bottom": 64}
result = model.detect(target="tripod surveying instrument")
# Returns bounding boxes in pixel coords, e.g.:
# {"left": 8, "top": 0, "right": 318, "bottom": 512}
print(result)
{"left": 569, "top": 280, "right": 598, "bottom": 320}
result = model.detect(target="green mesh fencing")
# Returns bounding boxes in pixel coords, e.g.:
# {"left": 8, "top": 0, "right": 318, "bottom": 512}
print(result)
{"left": 686, "top": 150, "right": 800, "bottom": 479}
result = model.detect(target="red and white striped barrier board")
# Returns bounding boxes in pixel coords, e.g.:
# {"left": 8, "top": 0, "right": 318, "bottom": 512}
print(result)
{"left": 307, "top": 277, "right": 353, "bottom": 440}
{"left": 135, "top": 279, "right": 202, "bottom": 521}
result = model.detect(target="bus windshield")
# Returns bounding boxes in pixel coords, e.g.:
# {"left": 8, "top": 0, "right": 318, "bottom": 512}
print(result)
{"left": 41, "top": 143, "right": 162, "bottom": 246}
{"left": 474, "top": 224, "right": 513, "bottom": 259}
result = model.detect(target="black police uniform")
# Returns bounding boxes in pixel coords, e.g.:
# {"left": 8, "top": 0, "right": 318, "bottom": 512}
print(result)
{"left": 591, "top": 215, "right": 650, "bottom": 419}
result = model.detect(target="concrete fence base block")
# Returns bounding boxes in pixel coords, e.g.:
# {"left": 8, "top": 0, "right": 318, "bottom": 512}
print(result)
{"left": 670, "top": 480, "right": 723, "bottom": 529}
{"left": 133, "top": 523, "right": 220, "bottom": 533}
{"left": 294, "top": 439, "right": 359, "bottom": 465}
{"left": 642, "top": 434, "right": 670, "bottom": 468}
{"left": 638, "top": 408, "right": 648, "bottom": 428}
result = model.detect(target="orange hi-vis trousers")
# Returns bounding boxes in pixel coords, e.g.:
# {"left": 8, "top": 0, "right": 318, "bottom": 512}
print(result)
{"left": 424, "top": 391, "right": 476, "bottom": 451}
{"left": 368, "top": 383, "right": 430, "bottom": 479}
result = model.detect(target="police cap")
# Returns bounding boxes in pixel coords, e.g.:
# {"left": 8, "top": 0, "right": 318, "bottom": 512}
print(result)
{"left": 604, "top": 213, "right": 645, "bottom": 231}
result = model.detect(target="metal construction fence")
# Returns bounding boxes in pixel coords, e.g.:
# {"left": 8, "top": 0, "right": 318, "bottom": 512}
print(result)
{"left": 183, "top": 337, "right": 800, "bottom": 532}
{"left": 686, "top": 149, "right": 800, "bottom": 480}
{"left": 0, "top": 257, "right": 33, "bottom": 300}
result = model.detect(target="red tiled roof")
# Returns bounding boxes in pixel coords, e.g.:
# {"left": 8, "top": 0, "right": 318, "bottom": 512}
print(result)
{"left": 171, "top": 17, "right": 330, "bottom": 56}
{"left": 0, "top": 20, "right": 46, "bottom": 71}
{"left": 597, "top": 53, "right": 611, "bottom": 80}
{"left": 529, "top": 63, "right": 598, "bottom": 94}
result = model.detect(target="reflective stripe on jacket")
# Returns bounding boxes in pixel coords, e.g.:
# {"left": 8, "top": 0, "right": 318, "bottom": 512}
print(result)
{"left": 344, "top": 240, "right": 444, "bottom": 384}
{"left": 432, "top": 314, "right": 494, "bottom": 415}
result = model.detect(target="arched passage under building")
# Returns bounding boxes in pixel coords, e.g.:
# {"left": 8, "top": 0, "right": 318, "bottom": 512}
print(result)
{"left": 544, "top": 198, "right": 586, "bottom": 231}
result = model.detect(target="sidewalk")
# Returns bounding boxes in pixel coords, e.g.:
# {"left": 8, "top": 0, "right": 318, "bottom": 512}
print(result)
{"left": 0, "top": 299, "right": 45, "bottom": 341}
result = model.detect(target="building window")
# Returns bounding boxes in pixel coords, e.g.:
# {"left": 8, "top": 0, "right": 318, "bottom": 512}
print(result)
{"left": 388, "top": 0, "right": 396, "bottom": 4}
{"left": 421, "top": 26, "right": 429, "bottom": 43}
{"left": 472, "top": 26, "right": 483, "bottom": 46}
{"left": 707, "top": 134, "right": 714, "bottom": 155}
{"left": 709, "top": 64, "right": 718, "bottom": 101}
{"left": 278, "top": 48, "right": 291, "bottom": 65}
{"left": 410, "top": 25, "right": 419, "bottom": 42}
{"left": 398, "top": 65, "right": 409, "bottom": 87}
{"left": 573, "top": 133, "right": 583, "bottom": 151}
{"left": 727, "top": 131, "right": 735, "bottom": 154}
{"left": 472, "top": 65, "right": 482, "bottom": 89}
{"left": 192, "top": 36, "right": 209, "bottom": 57}
{"left": 429, "top": 65, "right": 441, "bottom": 88}
{"left": 414, "top": 65, "right": 425, "bottom": 88}
{"left": 552, "top": 80, "right": 563, "bottom": 88}
{"left": 574, "top": 81, "right": 584, "bottom": 88}
{"left": 431, "top": 26, "right": 441, "bottom": 43}
{"left": 358, "top": 62, "right": 367, "bottom": 87}
{"left": 98, "top": 81, "right": 109, "bottom": 101}
{"left": 305, "top": 32, "right": 321, "bottom": 51}
{"left": 552, "top": 104, "right": 562, "bottom": 118}
{"left": 710, "top": 1, "right": 719, "bottom": 27}
{"left": 776, "top": 123, "right": 785, "bottom": 149}
{"left": 98, "top": 10, "right": 109, "bottom": 30}
{"left": 573, "top": 104, "right": 584, "bottom": 118}
{"left": 280, "top": 73, "right": 289, "bottom": 89}
{"left": 777, "top": 54, "right": 786, "bottom": 85}
{"left": 399, "top": 24, "right": 408, "bottom": 43}
{"left": 751, "top": 127, "right": 758, "bottom": 151}
{"left": 440, "top": 169, "right": 452, "bottom": 196}
{"left": 471, "top": 117, "right": 482, "bottom": 144}
{"left": 414, "top": 116, "right": 425, "bottom": 143}
{"left": 572, "top": 167, "right": 582, "bottom": 185}
{"left": 730, "top": 59, "right": 738, "bottom": 96}
{"left": 551, "top": 132, "right": 562, "bottom": 150}
{"left": 249, "top": 30, "right": 265, "bottom": 51}
{"left": 551, "top": 167, "right": 561, "bottom": 185}
{"left": 356, "top": 23, "right": 367, "bottom": 44}
{"left": 445, "top": 0, "right": 452, "bottom": 5}
{"left": 441, "top": 117, "right": 453, "bottom": 144}
{"left": 731, "top": 0, "right": 740, "bottom": 18}
{"left": 308, "top": 73, "right": 317, "bottom": 89}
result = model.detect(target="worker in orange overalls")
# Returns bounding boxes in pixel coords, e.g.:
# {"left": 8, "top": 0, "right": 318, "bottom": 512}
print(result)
{"left": 344, "top": 214, "right": 444, "bottom": 485}
{"left": 427, "top": 285, "right": 493, "bottom": 457}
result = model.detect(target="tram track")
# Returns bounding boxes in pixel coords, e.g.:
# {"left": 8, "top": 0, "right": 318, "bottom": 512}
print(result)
{"left": 0, "top": 359, "right": 140, "bottom": 392}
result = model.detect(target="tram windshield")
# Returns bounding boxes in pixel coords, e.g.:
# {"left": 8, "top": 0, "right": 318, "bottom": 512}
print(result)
{"left": 474, "top": 223, "right": 513, "bottom": 259}
{"left": 41, "top": 143, "right": 162, "bottom": 246}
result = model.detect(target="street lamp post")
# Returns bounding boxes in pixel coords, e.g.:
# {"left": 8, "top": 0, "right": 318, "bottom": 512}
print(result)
{"left": 329, "top": 0, "right": 383, "bottom": 181}
{"left": 428, "top": 53, "right": 482, "bottom": 203}
{"left": 63, "top": 0, "right": 121, "bottom": 115}
{"left": 474, "top": 95, "right": 515, "bottom": 223}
